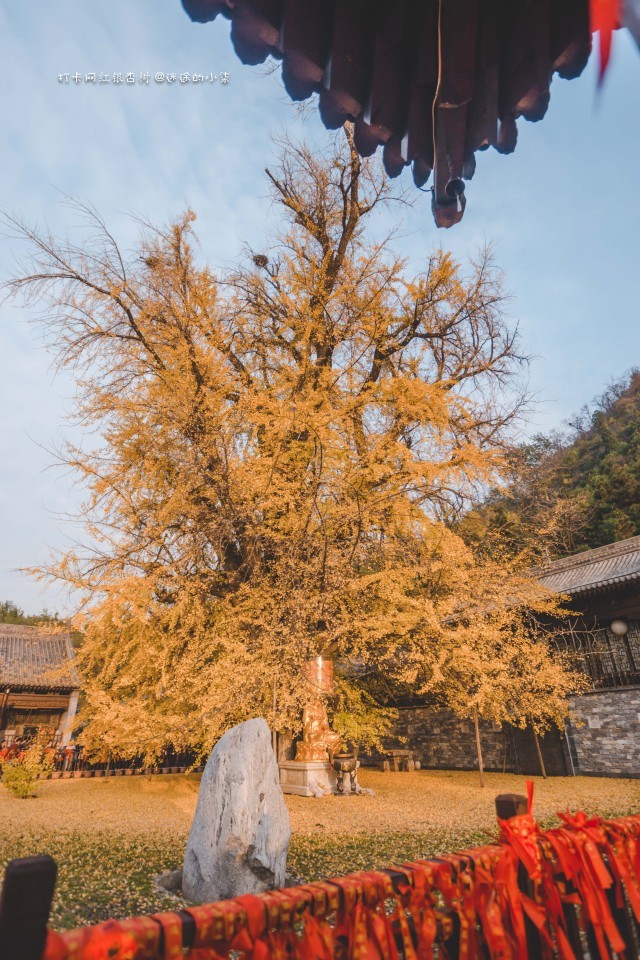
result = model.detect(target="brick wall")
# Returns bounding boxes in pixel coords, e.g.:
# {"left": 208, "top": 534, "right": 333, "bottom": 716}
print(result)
{"left": 372, "top": 691, "right": 640, "bottom": 778}
{"left": 567, "top": 689, "right": 640, "bottom": 778}
{"left": 375, "top": 706, "right": 514, "bottom": 772}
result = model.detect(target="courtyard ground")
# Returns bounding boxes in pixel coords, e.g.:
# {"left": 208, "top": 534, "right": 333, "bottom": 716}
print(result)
{"left": 1, "top": 769, "right": 638, "bottom": 930}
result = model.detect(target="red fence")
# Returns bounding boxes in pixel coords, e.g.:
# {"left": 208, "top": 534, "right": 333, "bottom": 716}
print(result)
{"left": 2, "top": 793, "right": 640, "bottom": 960}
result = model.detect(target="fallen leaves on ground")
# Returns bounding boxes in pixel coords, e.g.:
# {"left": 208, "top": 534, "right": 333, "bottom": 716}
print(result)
{"left": 1, "top": 769, "right": 638, "bottom": 930}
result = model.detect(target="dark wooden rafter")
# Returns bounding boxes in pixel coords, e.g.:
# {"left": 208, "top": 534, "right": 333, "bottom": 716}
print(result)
{"left": 180, "top": 0, "right": 592, "bottom": 226}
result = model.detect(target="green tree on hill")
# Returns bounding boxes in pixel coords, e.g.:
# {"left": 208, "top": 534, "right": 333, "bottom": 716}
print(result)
{"left": 461, "top": 370, "right": 640, "bottom": 559}
{"left": 0, "top": 600, "right": 57, "bottom": 625}
{"left": 561, "top": 372, "right": 640, "bottom": 546}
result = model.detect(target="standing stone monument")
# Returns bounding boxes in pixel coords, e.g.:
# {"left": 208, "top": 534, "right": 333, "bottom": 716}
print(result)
{"left": 183, "top": 717, "right": 291, "bottom": 903}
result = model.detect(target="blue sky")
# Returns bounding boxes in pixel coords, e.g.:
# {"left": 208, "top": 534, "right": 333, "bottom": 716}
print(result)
{"left": 1, "top": 0, "right": 639, "bottom": 613}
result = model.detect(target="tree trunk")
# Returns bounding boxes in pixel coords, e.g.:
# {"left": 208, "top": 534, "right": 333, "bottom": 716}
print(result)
{"left": 272, "top": 678, "right": 278, "bottom": 757}
{"left": 473, "top": 706, "right": 485, "bottom": 787}
{"left": 532, "top": 723, "right": 547, "bottom": 778}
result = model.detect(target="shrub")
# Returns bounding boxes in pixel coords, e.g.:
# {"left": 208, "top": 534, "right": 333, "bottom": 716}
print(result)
{"left": 2, "top": 762, "right": 37, "bottom": 798}
{"left": 1, "top": 734, "right": 55, "bottom": 799}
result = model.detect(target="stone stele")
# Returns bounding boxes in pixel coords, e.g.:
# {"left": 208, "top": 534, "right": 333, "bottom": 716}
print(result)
{"left": 183, "top": 717, "right": 291, "bottom": 903}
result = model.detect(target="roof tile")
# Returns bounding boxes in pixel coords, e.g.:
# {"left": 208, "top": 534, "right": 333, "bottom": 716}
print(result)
{"left": 537, "top": 536, "right": 640, "bottom": 596}
{"left": 0, "top": 625, "right": 78, "bottom": 691}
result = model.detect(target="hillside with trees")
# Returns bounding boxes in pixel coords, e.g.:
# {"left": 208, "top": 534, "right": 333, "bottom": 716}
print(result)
{"left": 461, "top": 370, "right": 640, "bottom": 560}
{"left": 0, "top": 600, "right": 58, "bottom": 625}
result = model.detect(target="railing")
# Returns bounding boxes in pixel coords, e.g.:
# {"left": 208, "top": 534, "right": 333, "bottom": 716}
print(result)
{"left": 557, "top": 622, "right": 640, "bottom": 690}
{"left": 48, "top": 748, "right": 201, "bottom": 777}
{"left": 2, "top": 794, "right": 640, "bottom": 960}
{"left": 0, "top": 747, "right": 201, "bottom": 777}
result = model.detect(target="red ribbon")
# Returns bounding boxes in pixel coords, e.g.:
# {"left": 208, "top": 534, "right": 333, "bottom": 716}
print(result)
{"left": 42, "top": 811, "right": 640, "bottom": 960}
{"left": 547, "top": 813, "right": 625, "bottom": 959}
{"left": 590, "top": 0, "right": 621, "bottom": 81}
{"left": 526, "top": 779, "right": 534, "bottom": 815}
{"left": 396, "top": 862, "right": 438, "bottom": 960}
{"left": 150, "top": 914, "right": 183, "bottom": 960}
{"left": 44, "top": 916, "right": 162, "bottom": 960}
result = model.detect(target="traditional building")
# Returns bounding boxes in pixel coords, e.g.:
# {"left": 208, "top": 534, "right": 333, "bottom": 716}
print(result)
{"left": 537, "top": 535, "right": 640, "bottom": 778}
{"left": 381, "top": 536, "right": 640, "bottom": 778}
{"left": 0, "top": 624, "right": 79, "bottom": 745}
{"left": 178, "top": 1, "right": 636, "bottom": 227}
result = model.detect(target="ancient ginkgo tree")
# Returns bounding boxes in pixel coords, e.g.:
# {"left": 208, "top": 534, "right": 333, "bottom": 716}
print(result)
{"left": 4, "top": 128, "right": 584, "bottom": 760}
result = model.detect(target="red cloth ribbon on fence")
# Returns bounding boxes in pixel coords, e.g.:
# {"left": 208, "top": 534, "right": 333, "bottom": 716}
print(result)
{"left": 297, "top": 912, "right": 334, "bottom": 960}
{"left": 43, "top": 811, "right": 640, "bottom": 960}
{"left": 590, "top": 0, "right": 621, "bottom": 80}
{"left": 44, "top": 916, "right": 162, "bottom": 960}
{"left": 526, "top": 780, "right": 534, "bottom": 815}
{"left": 497, "top": 812, "right": 579, "bottom": 960}
{"left": 396, "top": 861, "right": 439, "bottom": 960}
{"left": 150, "top": 913, "right": 182, "bottom": 960}
{"left": 602, "top": 816, "right": 640, "bottom": 922}
{"left": 548, "top": 812, "right": 625, "bottom": 959}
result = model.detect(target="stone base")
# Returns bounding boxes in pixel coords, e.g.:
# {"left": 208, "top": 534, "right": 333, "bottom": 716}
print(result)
{"left": 279, "top": 760, "right": 337, "bottom": 797}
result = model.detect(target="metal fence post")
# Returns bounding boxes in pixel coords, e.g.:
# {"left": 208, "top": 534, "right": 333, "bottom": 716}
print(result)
{"left": 0, "top": 855, "right": 57, "bottom": 960}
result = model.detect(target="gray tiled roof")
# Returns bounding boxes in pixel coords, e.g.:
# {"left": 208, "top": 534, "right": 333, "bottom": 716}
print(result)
{"left": 0, "top": 624, "right": 78, "bottom": 691}
{"left": 537, "top": 536, "right": 640, "bottom": 596}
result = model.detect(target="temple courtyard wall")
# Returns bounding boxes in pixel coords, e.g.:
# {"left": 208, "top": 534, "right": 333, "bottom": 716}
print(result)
{"left": 567, "top": 688, "right": 640, "bottom": 778}
{"left": 372, "top": 689, "right": 640, "bottom": 779}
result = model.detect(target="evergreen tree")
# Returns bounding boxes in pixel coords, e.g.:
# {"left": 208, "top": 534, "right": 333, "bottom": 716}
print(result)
{"left": 462, "top": 371, "right": 640, "bottom": 559}
{"left": 0, "top": 600, "right": 57, "bottom": 625}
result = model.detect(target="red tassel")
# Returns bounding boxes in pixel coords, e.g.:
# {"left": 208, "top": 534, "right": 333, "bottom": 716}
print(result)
{"left": 526, "top": 779, "right": 534, "bottom": 815}
{"left": 590, "top": 0, "right": 621, "bottom": 81}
